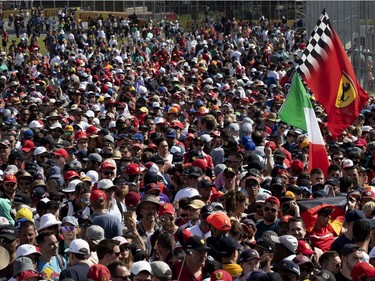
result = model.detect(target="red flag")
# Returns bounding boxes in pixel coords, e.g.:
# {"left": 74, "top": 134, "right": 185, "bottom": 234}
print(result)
{"left": 298, "top": 10, "right": 369, "bottom": 138}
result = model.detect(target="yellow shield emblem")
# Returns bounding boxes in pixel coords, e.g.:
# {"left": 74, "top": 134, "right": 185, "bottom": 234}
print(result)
{"left": 335, "top": 72, "right": 357, "bottom": 108}
{"left": 215, "top": 272, "right": 223, "bottom": 280}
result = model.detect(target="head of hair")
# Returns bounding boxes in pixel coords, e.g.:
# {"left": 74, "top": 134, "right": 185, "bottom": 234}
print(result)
{"left": 157, "top": 232, "right": 175, "bottom": 252}
{"left": 328, "top": 164, "right": 341, "bottom": 174}
{"left": 340, "top": 176, "right": 353, "bottom": 193}
{"left": 229, "top": 219, "right": 244, "bottom": 240}
{"left": 36, "top": 230, "right": 55, "bottom": 245}
{"left": 362, "top": 201, "right": 375, "bottom": 218}
{"left": 224, "top": 191, "right": 247, "bottom": 214}
{"left": 310, "top": 168, "right": 323, "bottom": 177}
{"left": 97, "top": 239, "right": 119, "bottom": 260}
{"left": 107, "top": 260, "right": 127, "bottom": 277}
{"left": 319, "top": 251, "right": 340, "bottom": 268}
{"left": 287, "top": 217, "right": 306, "bottom": 231}
{"left": 251, "top": 130, "right": 264, "bottom": 145}
{"left": 353, "top": 219, "right": 371, "bottom": 243}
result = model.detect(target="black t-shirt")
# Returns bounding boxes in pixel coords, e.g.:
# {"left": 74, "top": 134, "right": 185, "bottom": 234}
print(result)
{"left": 335, "top": 272, "right": 351, "bottom": 281}
{"left": 59, "top": 262, "right": 90, "bottom": 281}
{"left": 330, "top": 234, "right": 352, "bottom": 253}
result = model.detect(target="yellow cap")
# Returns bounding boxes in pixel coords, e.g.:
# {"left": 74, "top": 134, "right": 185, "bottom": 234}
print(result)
{"left": 16, "top": 207, "right": 33, "bottom": 221}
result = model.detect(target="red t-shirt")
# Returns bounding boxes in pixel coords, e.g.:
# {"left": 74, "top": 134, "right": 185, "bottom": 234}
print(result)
{"left": 308, "top": 226, "right": 335, "bottom": 252}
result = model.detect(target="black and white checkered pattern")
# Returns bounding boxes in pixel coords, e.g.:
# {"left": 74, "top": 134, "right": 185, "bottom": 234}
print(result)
{"left": 298, "top": 10, "right": 335, "bottom": 80}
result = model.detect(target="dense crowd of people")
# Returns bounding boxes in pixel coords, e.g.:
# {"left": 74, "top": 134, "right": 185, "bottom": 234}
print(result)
{"left": 0, "top": 5, "right": 375, "bottom": 281}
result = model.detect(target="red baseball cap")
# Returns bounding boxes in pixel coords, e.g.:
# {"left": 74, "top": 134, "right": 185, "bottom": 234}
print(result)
{"left": 64, "top": 170, "right": 80, "bottom": 181}
{"left": 90, "top": 190, "right": 107, "bottom": 203}
{"left": 54, "top": 148, "right": 68, "bottom": 159}
{"left": 211, "top": 270, "right": 232, "bottom": 281}
{"left": 290, "top": 160, "right": 304, "bottom": 173}
{"left": 297, "top": 240, "right": 315, "bottom": 255}
{"left": 3, "top": 174, "right": 17, "bottom": 183}
{"left": 21, "top": 140, "right": 35, "bottom": 153}
{"left": 159, "top": 203, "right": 175, "bottom": 216}
{"left": 351, "top": 262, "right": 375, "bottom": 281}
{"left": 355, "top": 138, "right": 368, "bottom": 147}
{"left": 99, "top": 161, "right": 116, "bottom": 171}
{"left": 192, "top": 159, "right": 208, "bottom": 172}
{"left": 87, "top": 264, "right": 110, "bottom": 281}
{"left": 74, "top": 131, "right": 88, "bottom": 140}
{"left": 125, "top": 191, "right": 141, "bottom": 207}
{"left": 206, "top": 211, "right": 232, "bottom": 231}
{"left": 361, "top": 190, "right": 375, "bottom": 200}
{"left": 265, "top": 196, "right": 280, "bottom": 207}
{"left": 125, "top": 163, "right": 141, "bottom": 175}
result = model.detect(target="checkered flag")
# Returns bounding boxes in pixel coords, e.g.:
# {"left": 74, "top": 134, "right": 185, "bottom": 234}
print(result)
{"left": 297, "top": 10, "right": 335, "bottom": 80}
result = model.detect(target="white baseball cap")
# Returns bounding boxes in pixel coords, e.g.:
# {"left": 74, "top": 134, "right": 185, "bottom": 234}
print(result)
{"left": 131, "top": 261, "right": 152, "bottom": 275}
{"left": 65, "top": 238, "right": 90, "bottom": 255}
{"left": 174, "top": 187, "right": 201, "bottom": 203}
{"left": 34, "top": 146, "right": 47, "bottom": 156}
{"left": 62, "top": 179, "right": 82, "bottom": 193}
{"left": 29, "top": 120, "right": 43, "bottom": 129}
{"left": 270, "top": 235, "right": 298, "bottom": 253}
{"left": 85, "top": 110, "right": 95, "bottom": 118}
{"left": 16, "top": 244, "right": 41, "bottom": 258}
{"left": 97, "top": 179, "right": 115, "bottom": 190}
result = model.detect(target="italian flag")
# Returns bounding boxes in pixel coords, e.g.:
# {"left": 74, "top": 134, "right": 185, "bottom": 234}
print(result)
{"left": 278, "top": 73, "right": 329, "bottom": 175}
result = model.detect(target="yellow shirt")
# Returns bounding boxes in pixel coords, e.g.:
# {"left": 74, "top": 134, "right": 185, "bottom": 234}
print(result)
{"left": 222, "top": 263, "right": 243, "bottom": 278}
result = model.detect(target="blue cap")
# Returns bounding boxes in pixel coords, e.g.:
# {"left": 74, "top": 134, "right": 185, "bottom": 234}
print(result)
{"left": 134, "top": 133, "right": 144, "bottom": 140}
{"left": 241, "top": 135, "right": 252, "bottom": 145}
{"left": 166, "top": 129, "right": 176, "bottom": 139}
{"left": 245, "top": 141, "right": 256, "bottom": 151}
{"left": 23, "top": 129, "right": 34, "bottom": 140}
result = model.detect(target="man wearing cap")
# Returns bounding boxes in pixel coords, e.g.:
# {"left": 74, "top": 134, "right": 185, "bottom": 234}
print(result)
{"left": 151, "top": 260, "right": 172, "bottom": 281}
{"left": 273, "top": 259, "right": 300, "bottom": 281}
{"left": 90, "top": 190, "right": 122, "bottom": 239}
{"left": 86, "top": 225, "right": 105, "bottom": 266}
{"left": 255, "top": 196, "right": 280, "bottom": 240}
{"left": 206, "top": 211, "right": 232, "bottom": 262}
{"left": 1, "top": 174, "right": 17, "bottom": 201}
{"left": 336, "top": 244, "right": 363, "bottom": 281}
{"left": 59, "top": 239, "right": 91, "bottom": 280}
{"left": 237, "top": 249, "right": 261, "bottom": 281}
{"left": 172, "top": 235, "right": 210, "bottom": 281}
{"left": 131, "top": 261, "right": 153, "bottom": 281}
{"left": 0, "top": 224, "right": 18, "bottom": 279}
{"left": 135, "top": 195, "right": 160, "bottom": 243}
{"left": 187, "top": 205, "right": 214, "bottom": 240}
{"left": 180, "top": 199, "right": 205, "bottom": 229}
{"left": 308, "top": 207, "right": 336, "bottom": 252}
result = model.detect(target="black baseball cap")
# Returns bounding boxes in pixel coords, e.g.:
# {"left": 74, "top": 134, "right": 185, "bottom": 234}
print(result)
{"left": 341, "top": 244, "right": 361, "bottom": 257}
{"left": 185, "top": 235, "right": 210, "bottom": 252}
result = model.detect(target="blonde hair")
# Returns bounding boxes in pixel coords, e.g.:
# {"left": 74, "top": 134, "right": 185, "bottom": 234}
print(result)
{"left": 362, "top": 201, "right": 375, "bottom": 218}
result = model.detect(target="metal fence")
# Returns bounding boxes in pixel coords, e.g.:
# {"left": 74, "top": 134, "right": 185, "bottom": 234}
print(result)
{"left": 304, "top": 1, "right": 375, "bottom": 92}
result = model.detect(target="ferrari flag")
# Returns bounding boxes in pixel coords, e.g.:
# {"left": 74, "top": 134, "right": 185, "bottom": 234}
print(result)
{"left": 297, "top": 9, "right": 369, "bottom": 138}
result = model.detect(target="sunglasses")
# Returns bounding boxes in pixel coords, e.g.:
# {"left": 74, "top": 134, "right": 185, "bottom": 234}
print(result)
{"left": 103, "top": 171, "right": 114, "bottom": 176}
{"left": 256, "top": 204, "right": 263, "bottom": 209}
{"left": 47, "top": 225, "right": 59, "bottom": 230}
{"left": 104, "top": 187, "right": 116, "bottom": 193}
{"left": 334, "top": 157, "right": 343, "bottom": 161}
{"left": 120, "top": 246, "right": 130, "bottom": 251}
{"left": 160, "top": 216, "right": 174, "bottom": 223}
{"left": 62, "top": 226, "right": 76, "bottom": 231}
{"left": 81, "top": 223, "right": 92, "bottom": 228}
{"left": 264, "top": 207, "right": 277, "bottom": 213}
{"left": 81, "top": 198, "right": 90, "bottom": 203}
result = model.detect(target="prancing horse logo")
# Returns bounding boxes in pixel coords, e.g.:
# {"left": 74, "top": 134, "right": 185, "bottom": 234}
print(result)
{"left": 335, "top": 72, "right": 357, "bottom": 108}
